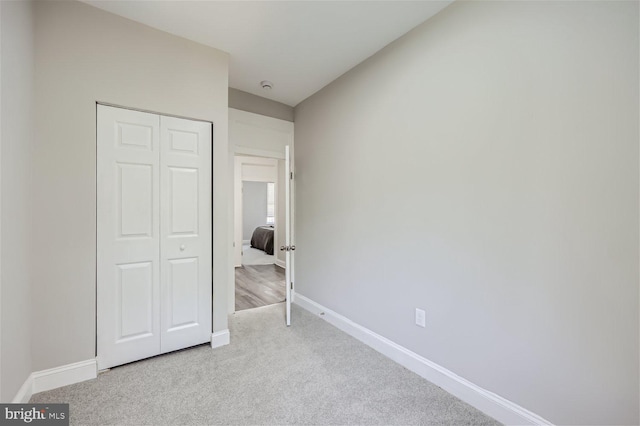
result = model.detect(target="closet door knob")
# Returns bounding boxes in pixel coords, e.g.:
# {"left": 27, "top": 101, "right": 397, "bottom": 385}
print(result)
{"left": 180, "top": 245, "right": 186, "bottom": 251}
{"left": 280, "top": 246, "right": 286, "bottom": 251}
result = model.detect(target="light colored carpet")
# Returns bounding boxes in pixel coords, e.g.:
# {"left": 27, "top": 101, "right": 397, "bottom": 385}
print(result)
{"left": 30, "top": 303, "right": 500, "bottom": 425}
{"left": 242, "top": 244, "right": 275, "bottom": 266}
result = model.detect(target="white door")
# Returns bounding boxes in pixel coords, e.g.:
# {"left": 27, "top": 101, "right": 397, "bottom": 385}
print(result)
{"left": 160, "top": 116, "right": 212, "bottom": 353}
{"left": 97, "top": 105, "right": 162, "bottom": 369}
{"left": 97, "top": 105, "right": 212, "bottom": 370}
{"left": 284, "top": 145, "right": 295, "bottom": 326}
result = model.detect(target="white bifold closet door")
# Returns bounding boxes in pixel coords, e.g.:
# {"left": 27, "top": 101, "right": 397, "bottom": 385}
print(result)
{"left": 97, "top": 105, "right": 212, "bottom": 370}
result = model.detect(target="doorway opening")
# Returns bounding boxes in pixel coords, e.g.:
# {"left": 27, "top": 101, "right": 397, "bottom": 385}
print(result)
{"left": 234, "top": 156, "right": 286, "bottom": 312}
{"left": 228, "top": 108, "right": 294, "bottom": 325}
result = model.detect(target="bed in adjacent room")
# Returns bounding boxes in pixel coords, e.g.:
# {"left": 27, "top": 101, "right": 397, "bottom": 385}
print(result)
{"left": 250, "top": 225, "right": 275, "bottom": 255}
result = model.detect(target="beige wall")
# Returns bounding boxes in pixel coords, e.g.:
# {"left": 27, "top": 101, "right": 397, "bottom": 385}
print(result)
{"left": 243, "top": 182, "right": 269, "bottom": 241}
{"left": 229, "top": 88, "right": 294, "bottom": 122}
{"left": 0, "top": 0, "right": 34, "bottom": 401}
{"left": 32, "top": 1, "right": 229, "bottom": 371}
{"left": 294, "top": 1, "right": 639, "bottom": 424}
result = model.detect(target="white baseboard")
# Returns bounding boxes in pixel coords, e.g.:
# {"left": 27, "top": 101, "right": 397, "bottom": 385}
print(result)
{"left": 33, "top": 359, "right": 97, "bottom": 394}
{"left": 211, "top": 329, "right": 230, "bottom": 348}
{"left": 12, "top": 375, "right": 33, "bottom": 403}
{"left": 293, "top": 294, "right": 553, "bottom": 426}
{"left": 275, "top": 259, "right": 285, "bottom": 269}
{"left": 12, "top": 359, "right": 97, "bottom": 402}
{"left": 242, "top": 239, "right": 250, "bottom": 245}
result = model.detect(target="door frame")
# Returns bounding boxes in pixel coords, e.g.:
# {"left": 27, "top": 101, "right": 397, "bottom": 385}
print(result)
{"left": 95, "top": 101, "right": 214, "bottom": 364}
{"left": 231, "top": 152, "right": 283, "bottom": 315}
{"left": 228, "top": 108, "right": 294, "bottom": 316}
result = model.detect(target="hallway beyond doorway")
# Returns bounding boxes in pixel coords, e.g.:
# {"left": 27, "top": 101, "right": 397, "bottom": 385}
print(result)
{"left": 235, "top": 264, "right": 285, "bottom": 311}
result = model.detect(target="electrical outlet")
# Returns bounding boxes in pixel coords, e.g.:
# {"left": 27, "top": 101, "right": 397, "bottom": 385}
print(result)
{"left": 415, "top": 308, "right": 426, "bottom": 328}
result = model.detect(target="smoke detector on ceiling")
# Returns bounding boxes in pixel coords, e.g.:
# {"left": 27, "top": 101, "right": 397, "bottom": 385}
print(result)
{"left": 260, "top": 80, "right": 273, "bottom": 90}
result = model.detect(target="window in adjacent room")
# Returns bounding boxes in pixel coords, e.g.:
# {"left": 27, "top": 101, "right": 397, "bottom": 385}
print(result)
{"left": 266, "top": 182, "right": 275, "bottom": 225}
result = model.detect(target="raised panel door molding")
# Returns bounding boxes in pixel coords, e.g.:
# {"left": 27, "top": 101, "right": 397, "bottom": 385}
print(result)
{"left": 97, "top": 104, "right": 212, "bottom": 370}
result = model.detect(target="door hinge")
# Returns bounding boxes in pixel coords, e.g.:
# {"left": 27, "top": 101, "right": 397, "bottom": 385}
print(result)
{"left": 290, "top": 282, "right": 294, "bottom": 290}
{"left": 290, "top": 172, "right": 293, "bottom": 180}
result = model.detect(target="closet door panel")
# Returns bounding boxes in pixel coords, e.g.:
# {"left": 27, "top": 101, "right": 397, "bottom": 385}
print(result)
{"left": 97, "top": 105, "right": 161, "bottom": 370}
{"left": 168, "top": 166, "right": 199, "bottom": 235}
{"left": 160, "top": 116, "right": 212, "bottom": 353}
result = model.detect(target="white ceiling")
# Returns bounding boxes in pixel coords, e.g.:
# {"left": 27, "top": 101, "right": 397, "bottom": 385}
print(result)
{"left": 83, "top": 1, "right": 453, "bottom": 106}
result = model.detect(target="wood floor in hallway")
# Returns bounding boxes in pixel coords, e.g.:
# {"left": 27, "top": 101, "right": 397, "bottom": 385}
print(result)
{"left": 235, "top": 264, "right": 286, "bottom": 311}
